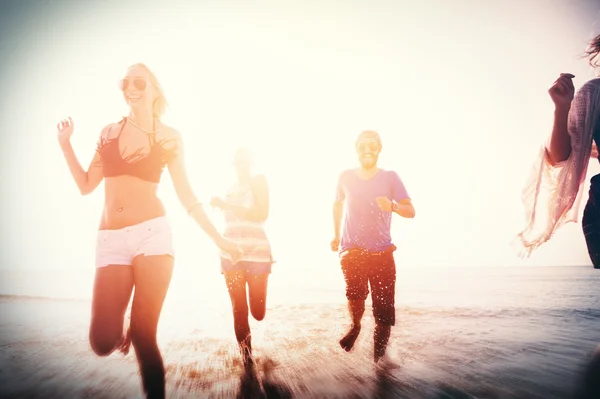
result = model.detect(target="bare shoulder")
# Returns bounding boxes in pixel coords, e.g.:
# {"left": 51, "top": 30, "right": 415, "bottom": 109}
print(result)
{"left": 99, "top": 120, "right": 124, "bottom": 141}
{"left": 156, "top": 123, "right": 183, "bottom": 153}
{"left": 157, "top": 123, "right": 182, "bottom": 141}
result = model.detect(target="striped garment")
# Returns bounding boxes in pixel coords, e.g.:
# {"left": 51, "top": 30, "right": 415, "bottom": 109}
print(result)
{"left": 220, "top": 181, "right": 273, "bottom": 263}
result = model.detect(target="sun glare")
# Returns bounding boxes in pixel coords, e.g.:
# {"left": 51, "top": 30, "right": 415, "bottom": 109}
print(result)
{"left": 2, "top": 0, "right": 599, "bottom": 303}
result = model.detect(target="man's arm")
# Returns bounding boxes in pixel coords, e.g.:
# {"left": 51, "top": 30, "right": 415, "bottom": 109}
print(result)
{"left": 333, "top": 200, "right": 344, "bottom": 239}
{"left": 392, "top": 198, "right": 415, "bottom": 218}
{"left": 390, "top": 171, "right": 415, "bottom": 218}
{"left": 331, "top": 172, "right": 346, "bottom": 251}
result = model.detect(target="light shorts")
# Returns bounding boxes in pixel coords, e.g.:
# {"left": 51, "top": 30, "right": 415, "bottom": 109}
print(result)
{"left": 95, "top": 217, "right": 174, "bottom": 268}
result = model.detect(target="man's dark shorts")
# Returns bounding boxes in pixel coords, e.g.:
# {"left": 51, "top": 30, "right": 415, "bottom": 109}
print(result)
{"left": 340, "top": 245, "right": 396, "bottom": 326}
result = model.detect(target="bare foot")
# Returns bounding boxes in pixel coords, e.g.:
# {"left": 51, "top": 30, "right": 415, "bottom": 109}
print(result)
{"left": 375, "top": 352, "right": 400, "bottom": 370}
{"left": 374, "top": 346, "right": 386, "bottom": 363}
{"left": 240, "top": 342, "right": 254, "bottom": 370}
{"left": 339, "top": 324, "right": 361, "bottom": 352}
{"left": 374, "top": 352, "right": 387, "bottom": 365}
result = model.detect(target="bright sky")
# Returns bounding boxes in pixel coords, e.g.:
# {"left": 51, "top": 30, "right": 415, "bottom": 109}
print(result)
{"left": 1, "top": 0, "right": 600, "bottom": 281}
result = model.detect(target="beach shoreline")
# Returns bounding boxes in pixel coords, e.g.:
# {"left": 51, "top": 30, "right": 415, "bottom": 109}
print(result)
{"left": 1, "top": 282, "right": 598, "bottom": 399}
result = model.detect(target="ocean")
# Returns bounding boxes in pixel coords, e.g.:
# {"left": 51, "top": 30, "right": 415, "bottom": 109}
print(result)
{"left": 0, "top": 265, "right": 599, "bottom": 398}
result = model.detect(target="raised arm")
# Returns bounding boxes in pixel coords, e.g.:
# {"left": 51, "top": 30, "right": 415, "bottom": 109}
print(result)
{"left": 57, "top": 117, "right": 105, "bottom": 196}
{"left": 166, "top": 129, "right": 242, "bottom": 260}
{"left": 546, "top": 73, "right": 575, "bottom": 165}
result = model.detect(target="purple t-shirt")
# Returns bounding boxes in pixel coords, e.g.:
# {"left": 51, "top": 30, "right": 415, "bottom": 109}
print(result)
{"left": 335, "top": 169, "right": 410, "bottom": 252}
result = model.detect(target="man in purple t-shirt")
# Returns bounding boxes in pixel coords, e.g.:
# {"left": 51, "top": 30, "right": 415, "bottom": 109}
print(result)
{"left": 331, "top": 130, "right": 415, "bottom": 363}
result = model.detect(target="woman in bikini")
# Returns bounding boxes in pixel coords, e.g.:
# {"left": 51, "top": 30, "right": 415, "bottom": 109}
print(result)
{"left": 56, "top": 63, "right": 242, "bottom": 399}
{"left": 210, "top": 147, "right": 273, "bottom": 368}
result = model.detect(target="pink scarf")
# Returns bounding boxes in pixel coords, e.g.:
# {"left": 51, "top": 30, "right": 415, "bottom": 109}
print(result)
{"left": 516, "top": 78, "right": 600, "bottom": 257}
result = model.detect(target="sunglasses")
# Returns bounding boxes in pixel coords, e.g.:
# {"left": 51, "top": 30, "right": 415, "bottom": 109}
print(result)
{"left": 118, "top": 78, "right": 147, "bottom": 91}
{"left": 357, "top": 141, "right": 380, "bottom": 152}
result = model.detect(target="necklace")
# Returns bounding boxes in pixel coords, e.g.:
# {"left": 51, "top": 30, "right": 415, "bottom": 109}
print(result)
{"left": 127, "top": 117, "right": 161, "bottom": 135}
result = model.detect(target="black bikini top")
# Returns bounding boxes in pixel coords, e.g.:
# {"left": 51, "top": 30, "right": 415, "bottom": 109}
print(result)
{"left": 96, "top": 118, "right": 176, "bottom": 183}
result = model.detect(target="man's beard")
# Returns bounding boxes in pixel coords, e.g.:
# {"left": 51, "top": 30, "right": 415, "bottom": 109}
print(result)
{"left": 360, "top": 157, "right": 378, "bottom": 169}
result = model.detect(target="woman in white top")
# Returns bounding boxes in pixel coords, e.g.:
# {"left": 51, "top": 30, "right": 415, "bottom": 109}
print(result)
{"left": 211, "top": 147, "right": 273, "bottom": 367}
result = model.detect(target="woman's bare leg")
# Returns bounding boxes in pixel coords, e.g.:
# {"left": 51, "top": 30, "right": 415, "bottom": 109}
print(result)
{"left": 247, "top": 273, "right": 269, "bottom": 321}
{"left": 130, "top": 255, "right": 174, "bottom": 399}
{"left": 224, "top": 270, "right": 253, "bottom": 366}
{"left": 89, "top": 266, "right": 134, "bottom": 356}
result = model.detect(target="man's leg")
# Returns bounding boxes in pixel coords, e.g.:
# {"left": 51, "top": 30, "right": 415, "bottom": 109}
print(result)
{"left": 339, "top": 251, "right": 369, "bottom": 352}
{"left": 340, "top": 300, "right": 365, "bottom": 351}
{"left": 369, "top": 251, "right": 396, "bottom": 362}
{"left": 373, "top": 324, "right": 391, "bottom": 363}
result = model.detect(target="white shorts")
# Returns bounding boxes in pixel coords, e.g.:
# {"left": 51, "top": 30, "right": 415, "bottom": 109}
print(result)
{"left": 95, "top": 217, "right": 174, "bottom": 268}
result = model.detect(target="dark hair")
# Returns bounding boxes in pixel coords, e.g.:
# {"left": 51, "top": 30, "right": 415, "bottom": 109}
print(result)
{"left": 583, "top": 33, "right": 600, "bottom": 68}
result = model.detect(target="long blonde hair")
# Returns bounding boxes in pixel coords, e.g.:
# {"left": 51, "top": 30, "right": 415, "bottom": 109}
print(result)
{"left": 128, "top": 63, "right": 168, "bottom": 119}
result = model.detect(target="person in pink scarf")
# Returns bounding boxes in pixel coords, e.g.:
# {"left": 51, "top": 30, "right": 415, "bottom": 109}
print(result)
{"left": 517, "top": 34, "right": 600, "bottom": 399}
{"left": 516, "top": 34, "right": 600, "bottom": 263}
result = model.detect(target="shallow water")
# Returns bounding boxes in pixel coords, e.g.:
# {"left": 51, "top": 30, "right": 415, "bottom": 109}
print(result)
{"left": 0, "top": 266, "right": 599, "bottom": 398}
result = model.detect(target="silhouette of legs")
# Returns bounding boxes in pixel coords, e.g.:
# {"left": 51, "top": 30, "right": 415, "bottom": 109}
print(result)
{"left": 225, "top": 270, "right": 252, "bottom": 365}
{"left": 130, "top": 255, "right": 173, "bottom": 399}
{"left": 340, "top": 249, "right": 396, "bottom": 361}
{"left": 339, "top": 300, "right": 364, "bottom": 351}
{"left": 89, "top": 266, "right": 134, "bottom": 356}
{"left": 248, "top": 273, "right": 269, "bottom": 322}
{"left": 369, "top": 254, "right": 396, "bottom": 362}
{"left": 89, "top": 255, "right": 173, "bottom": 399}
{"left": 225, "top": 268, "right": 269, "bottom": 368}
